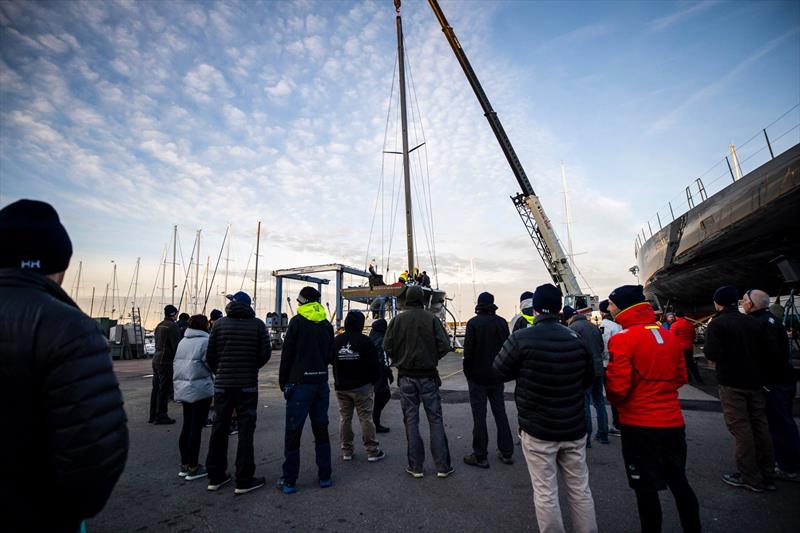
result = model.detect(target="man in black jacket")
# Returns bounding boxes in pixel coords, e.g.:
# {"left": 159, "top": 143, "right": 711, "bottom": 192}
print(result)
{"left": 150, "top": 304, "right": 180, "bottom": 424}
{"left": 0, "top": 199, "right": 128, "bottom": 532}
{"left": 333, "top": 311, "right": 385, "bottom": 462}
{"left": 370, "top": 318, "right": 393, "bottom": 432}
{"left": 494, "top": 283, "right": 597, "bottom": 533}
{"left": 205, "top": 290, "right": 270, "bottom": 495}
{"left": 704, "top": 285, "right": 775, "bottom": 492}
{"left": 384, "top": 285, "right": 453, "bottom": 478}
{"left": 742, "top": 288, "right": 799, "bottom": 481}
{"left": 462, "top": 292, "right": 514, "bottom": 469}
{"left": 278, "top": 286, "right": 335, "bottom": 493}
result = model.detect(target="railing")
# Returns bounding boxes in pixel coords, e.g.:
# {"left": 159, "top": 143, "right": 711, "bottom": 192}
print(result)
{"left": 634, "top": 105, "right": 800, "bottom": 256}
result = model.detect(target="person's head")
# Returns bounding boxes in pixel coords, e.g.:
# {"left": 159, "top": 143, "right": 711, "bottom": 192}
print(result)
{"left": 178, "top": 312, "right": 190, "bottom": 322}
{"left": 607, "top": 285, "right": 646, "bottom": 318}
{"left": 675, "top": 310, "right": 686, "bottom": 318}
{"left": 562, "top": 305, "right": 577, "bottom": 323}
{"left": 475, "top": 291, "right": 497, "bottom": 313}
{"left": 405, "top": 285, "right": 425, "bottom": 308}
{"left": 598, "top": 299, "right": 611, "bottom": 317}
{"left": 371, "top": 318, "right": 388, "bottom": 334}
{"left": 712, "top": 286, "right": 739, "bottom": 312}
{"left": 344, "top": 310, "right": 365, "bottom": 332}
{"left": 531, "top": 284, "right": 562, "bottom": 316}
{"left": 164, "top": 305, "right": 178, "bottom": 321}
{"left": 0, "top": 199, "right": 73, "bottom": 286}
{"left": 209, "top": 309, "right": 223, "bottom": 322}
{"left": 741, "top": 289, "right": 770, "bottom": 314}
{"left": 665, "top": 312, "right": 676, "bottom": 323}
{"left": 187, "top": 314, "right": 209, "bottom": 332}
{"left": 226, "top": 291, "right": 252, "bottom": 307}
{"left": 297, "top": 286, "right": 321, "bottom": 305}
{"left": 519, "top": 290, "right": 534, "bottom": 314}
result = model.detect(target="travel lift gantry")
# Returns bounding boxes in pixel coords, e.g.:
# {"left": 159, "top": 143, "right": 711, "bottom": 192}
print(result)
{"left": 427, "top": 0, "right": 598, "bottom": 312}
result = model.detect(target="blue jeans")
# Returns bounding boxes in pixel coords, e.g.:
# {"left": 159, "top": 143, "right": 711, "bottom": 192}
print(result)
{"left": 766, "top": 383, "right": 800, "bottom": 473}
{"left": 281, "top": 382, "right": 332, "bottom": 485}
{"left": 398, "top": 376, "right": 452, "bottom": 472}
{"left": 585, "top": 371, "right": 609, "bottom": 441}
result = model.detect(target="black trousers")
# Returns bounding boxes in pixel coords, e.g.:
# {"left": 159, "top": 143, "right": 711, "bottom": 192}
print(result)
{"left": 179, "top": 398, "right": 212, "bottom": 467}
{"left": 206, "top": 387, "right": 258, "bottom": 484}
{"left": 467, "top": 381, "right": 513, "bottom": 460}
{"left": 149, "top": 362, "right": 173, "bottom": 421}
{"left": 373, "top": 379, "right": 391, "bottom": 426}
{"left": 683, "top": 350, "right": 703, "bottom": 383}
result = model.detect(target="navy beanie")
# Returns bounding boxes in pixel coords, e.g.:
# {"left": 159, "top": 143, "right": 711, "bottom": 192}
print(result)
{"left": 608, "top": 285, "right": 646, "bottom": 311}
{"left": 562, "top": 305, "right": 577, "bottom": 321}
{"left": 164, "top": 304, "right": 178, "bottom": 317}
{"left": 599, "top": 299, "right": 610, "bottom": 313}
{"left": 713, "top": 286, "right": 739, "bottom": 307}
{"left": 298, "top": 286, "right": 321, "bottom": 304}
{"left": 0, "top": 199, "right": 72, "bottom": 275}
{"left": 532, "top": 283, "right": 562, "bottom": 314}
{"left": 210, "top": 309, "right": 223, "bottom": 321}
{"left": 520, "top": 291, "right": 533, "bottom": 302}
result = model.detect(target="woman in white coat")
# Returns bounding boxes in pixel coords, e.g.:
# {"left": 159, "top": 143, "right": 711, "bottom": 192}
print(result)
{"left": 173, "top": 314, "right": 214, "bottom": 480}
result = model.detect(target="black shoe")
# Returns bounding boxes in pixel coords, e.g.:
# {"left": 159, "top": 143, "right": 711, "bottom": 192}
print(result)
{"left": 235, "top": 476, "right": 266, "bottom": 495}
{"left": 375, "top": 424, "right": 390, "bottom": 433}
{"left": 722, "top": 472, "right": 764, "bottom": 493}
{"left": 154, "top": 416, "right": 176, "bottom": 425}
{"left": 463, "top": 454, "right": 489, "bottom": 469}
{"left": 207, "top": 473, "right": 232, "bottom": 491}
{"left": 497, "top": 451, "right": 514, "bottom": 465}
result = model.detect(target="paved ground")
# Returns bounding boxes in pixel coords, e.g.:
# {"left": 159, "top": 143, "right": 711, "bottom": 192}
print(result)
{"left": 93, "top": 353, "right": 800, "bottom": 532}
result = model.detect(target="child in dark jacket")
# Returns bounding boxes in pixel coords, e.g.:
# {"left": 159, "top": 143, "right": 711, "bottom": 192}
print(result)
{"left": 333, "top": 311, "right": 385, "bottom": 462}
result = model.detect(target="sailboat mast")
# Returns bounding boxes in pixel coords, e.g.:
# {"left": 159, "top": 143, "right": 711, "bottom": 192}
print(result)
{"left": 560, "top": 161, "right": 575, "bottom": 267}
{"left": 74, "top": 260, "right": 82, "bottom": 306}
{"left": 395, "top": 0, "right": 415, "bottom": 277}
{"left": 195, "top": 230, "right": 201, "bottom": 313}
{"left": 171, "top": 225, "right": 177, "bottom": 305}
{"left": 254, "top": 220, "right": 261, "bottom": 313}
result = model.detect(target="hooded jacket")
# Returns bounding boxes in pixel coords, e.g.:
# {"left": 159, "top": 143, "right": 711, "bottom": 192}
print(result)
{"left": 606, "top": 302, "right": 687, "bottom": 428}
{"left": 153, "top": 317, "right": 180, "bottom": 365}
{"left": 463, "top": 301, "right": 510, "bottom": 386}
{"left": 383, "top": 285, "right": 450, "bottom": 378}
{"left": 568, "top": 314, "right": 605, "bottom": 375}
{"left": 704, "top": 307, "right": 767, "bottom": 388}
{"left": 370, "top": 319, "right": 393, "bottom": 386}
{"left": 670, "top": 317, "right": 696, "bottom": 351}
{"left": 173, "top": 328, "right": 214, "bottom": 403}
{"left": 206, "top": 301, "right": 270, "bottom": 388}
{"left": 279, "top": 301, "right": 334, "bottom": 389}
{"left": 493, "top": 313, "right": 594, "bottom": 442}
{"left": 0, "top": 269, "right": 128, "bottom": 531}
{"left": 333, "top": 312, "right": 380, "bottom": 391}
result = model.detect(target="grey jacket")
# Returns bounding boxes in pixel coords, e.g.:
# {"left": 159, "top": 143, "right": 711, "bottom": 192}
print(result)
{"left": 569, "top": 315, "right": 605, "bottom": 375}
{"left": 173, "top": 328, "right": 214, "bottom": 403}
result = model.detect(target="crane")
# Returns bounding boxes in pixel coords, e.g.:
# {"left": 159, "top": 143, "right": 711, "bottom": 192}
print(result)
{"left": 427, "top": 0, "right": 597, "bottom": 311}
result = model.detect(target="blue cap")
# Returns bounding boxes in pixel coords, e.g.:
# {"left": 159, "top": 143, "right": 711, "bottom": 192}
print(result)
{"left": 226, "top": 291, "right": 252, "bottom": 306}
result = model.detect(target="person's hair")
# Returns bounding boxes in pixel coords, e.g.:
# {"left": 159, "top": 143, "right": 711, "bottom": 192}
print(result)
{"left": 187, "top": 314, "right": 209, "bottom": 332}
{"left": 179, "top": 312, "right": 190, "bottom": 320}
{"left": 675, "top": 310, "right": 685, "bottom": 318}
{"left": 748, "top": 290, "right": 770, "bottom": 310}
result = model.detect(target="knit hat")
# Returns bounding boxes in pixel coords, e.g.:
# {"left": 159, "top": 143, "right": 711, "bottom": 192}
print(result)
{"left": 520, "top": 290, "right": 534, "bottom": 314}
{"left": 608, "top": 285, "right": 646, "bottom": 311}
{"left": 297, "top": 286, "right": 321, "bottom": 304}
{"left": 713, "top": 286, "right": 739, "bottom": 307}
{"left": 0, "top": 199, "right": 73, "bottom": 275}
{"left": 475, "top": 291, "right": 497, "bottom": 313}
{"left": 562, "top": 305, "right": 577, "bottom": 321}
{"left": 226, "top": 291, "right": 252, "bottom": 306}
{"left": 210, "top": 309, "right": 223, "bottom": 321}
{"left": 532, "top": 283, "right": 562, "bottom": 314}
{"left": 598, "top": 299, "right": 609, "bottom": 313}
{"left": 164, "top": 304, "right": 178, "bottom": 317}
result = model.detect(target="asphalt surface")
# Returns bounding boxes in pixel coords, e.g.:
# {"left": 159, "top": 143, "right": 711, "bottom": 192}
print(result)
{"left": 92, "top": 353, "right": 800, "bottom": 532}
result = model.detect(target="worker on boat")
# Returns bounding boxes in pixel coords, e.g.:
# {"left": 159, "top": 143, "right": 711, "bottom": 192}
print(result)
{"left": 399, "top": 270, "right": 409, "bottom": 283}
{"left": 421, "top": 270, "right": 431, "bottom": 288}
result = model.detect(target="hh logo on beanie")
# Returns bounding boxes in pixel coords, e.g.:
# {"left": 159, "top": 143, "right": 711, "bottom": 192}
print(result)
{"left": 21, "top": 260, "right": 42, "bottom": 269}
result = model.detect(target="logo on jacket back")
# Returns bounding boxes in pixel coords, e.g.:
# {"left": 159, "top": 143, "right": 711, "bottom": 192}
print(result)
{"left": 338, "top": 343, "right": 360, "bottom": 361}
{"left": 20, "top": 259, "right": 41, "bottom": 269}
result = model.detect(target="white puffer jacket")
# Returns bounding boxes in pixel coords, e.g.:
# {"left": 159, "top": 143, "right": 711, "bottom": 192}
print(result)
{"left": 173, "top": 328, "right": 213, "bottom": 403}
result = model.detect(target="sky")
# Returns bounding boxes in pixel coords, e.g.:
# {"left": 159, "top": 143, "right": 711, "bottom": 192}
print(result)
{"left": 1, "top": 0, "right": 798, "bottom": 328}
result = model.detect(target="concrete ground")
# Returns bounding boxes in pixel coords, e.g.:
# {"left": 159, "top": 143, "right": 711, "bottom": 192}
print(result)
{"left": 92, "top": 353, "right": 800, "bottom": 532}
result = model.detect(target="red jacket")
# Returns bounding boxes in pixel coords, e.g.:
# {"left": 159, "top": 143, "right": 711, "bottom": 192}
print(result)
{"left": 670, "top": 317, "right": 695, "bottom": 351}
{"left": 606, "top": 302, "right": 687, "bottom": 428}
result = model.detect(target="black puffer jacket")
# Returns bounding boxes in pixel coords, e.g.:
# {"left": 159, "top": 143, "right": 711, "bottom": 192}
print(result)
{"left": 0, "top": 269, "right": 128, "bottom": 531}
{"left": 333, "top": 311, "right": 380, "bottom": 391}
{"left": 493, "top": 313, "right": 594, "bottom": 442}
{"left": 463, "top": 303, "right": 510, "bottom": 386}
{"left": 207, "top": 301, "right": 270, "bottom": 388}
{"left": 704, "top": 308, "right": 766, "bottom": 389}
{"left": 279, "top": 302, "right": 334, "bottom": 389}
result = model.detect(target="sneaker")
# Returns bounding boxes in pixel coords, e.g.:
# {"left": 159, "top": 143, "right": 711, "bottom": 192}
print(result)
{"left": 178, "top": 465, "right": 189, "bottom": 478}
{"left": 368, "top": 450, "right": 386, "bottom": 462}
{"left": 405, "top": 467, "right": 424, "bottom": 479}
{"left": 204, "top": 414, "right": 215, "bottom": 428}
{"left": 153, "top": 416, "right": 176, "bottom": 425}
{"left": 608, "top": 428, "right": 621, "bottom": 437}
{"left": 185, "top": 465, "right": 208, "bottom": 481}
{"left": 207, "top": 473, "right": 232, "bottom": 491}
{"left": 437, "top": 467, "right": 455, "bottom": 478}
{"left": 342, "top": 453, "right": 353, "bottom": 461}
{"left": 496, "top": 451, "right": 514, "bottom": 465}
{"left": 775, "top": 467, "right": 799, "bottom": 482}
{"left": 463, "top": 454, "right": 489, "bottom": 469}
{"left": 722, "top": 472, "right": 764, "bottom": 493}
{"left": 229, "top": 420, "right": 239, "bottom": 436}
{"left": 319, "top": 478, "right": 332, "bottom": 488}
{"left": 276, "top": 478, "right": 297, "bottom": 494}
{"left": 235, "top": 476, "right": 266, "bottom": 495}
{"left": 375, "top": 424, "right": 391, "bottom": 433}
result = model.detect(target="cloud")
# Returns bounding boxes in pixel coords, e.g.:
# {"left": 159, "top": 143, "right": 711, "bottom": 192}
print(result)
{"left": 538, "top": 23, "right": 614, "bottom": 52}
{"left": 647, "top": 0, "right": 721, "bottom": 33}
{"left": 183, "top": 63, "right": 233, "bottom": 103}
{"left": 265, "top": 76, "right": 294, "bottom": 98}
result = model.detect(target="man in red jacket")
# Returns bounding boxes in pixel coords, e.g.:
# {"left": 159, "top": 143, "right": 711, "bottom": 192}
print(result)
{"left": 671, "top": 311, "right": 703, "bottom": 384}
{"left": 606, "top": 285, "right": 701, "bottom": 533}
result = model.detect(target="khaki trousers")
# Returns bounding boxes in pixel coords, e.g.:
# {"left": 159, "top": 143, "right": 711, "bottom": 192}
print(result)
{"left": 719, "top": 385, "right": 775, "bottom": 486}
{"left": 520, "top": 431, "right": 598, "bottom": 533}
{"left": 336, "top": 387, "right": 380, "bottom": 456}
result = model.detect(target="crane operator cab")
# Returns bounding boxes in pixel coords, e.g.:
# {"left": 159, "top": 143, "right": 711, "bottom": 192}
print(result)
{"left": 564, "top": 293, "right": 599, "bottom": 313}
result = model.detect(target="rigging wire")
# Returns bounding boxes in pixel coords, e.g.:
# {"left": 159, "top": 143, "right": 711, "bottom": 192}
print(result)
{"left": 144, "top": 243, "right": 167, "bottom": 327}
{"left": 203, "top": 225, "right": 230, "bottom": 313}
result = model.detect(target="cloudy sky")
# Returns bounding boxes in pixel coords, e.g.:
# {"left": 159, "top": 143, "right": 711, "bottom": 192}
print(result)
{"left": 1, "top": 0, "right": 798, "bottom": 327}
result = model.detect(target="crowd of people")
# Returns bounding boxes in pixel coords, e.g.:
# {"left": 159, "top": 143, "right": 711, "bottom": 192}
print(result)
{"left": 2, "top": 199, "right": 798, "bottom": 533}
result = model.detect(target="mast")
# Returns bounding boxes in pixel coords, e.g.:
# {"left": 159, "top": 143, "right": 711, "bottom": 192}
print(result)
{"left": 73, "top": 260, "right": 82, "bottom": 307}
{"left": 254, "top": 220, "right": 261, "bottom": 312}
{"left": 171, "top": 225, "right": 177, "bottom": 305}
{"left": 560, "top": 161, "right": 575, "bottom": 267}
{"left": 102, "top": 282, "right": 109, "bottom": 316}
{"left": 111, "top": 261, "right": 118, "bottom": 318}
{"left": 225, "top": 225, "right": 231, "bottom": 306}
{"left": 395, "top": 0, "right": 415, "bottom": 276}
{"left": 132, "top": 257, "right": 140, "bottom": 311}
{"left": 161, "top": 243, "right": 166, "bottom": 311}
{"left": 195, "top": 230, "right": 201, "bottom": 313}
{"left": 90, "top": 287, "right": 95, "bottom": 317}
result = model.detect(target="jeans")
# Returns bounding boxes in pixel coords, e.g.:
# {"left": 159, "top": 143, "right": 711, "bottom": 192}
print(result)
{"left": 719, "top": 385, "right": 775, "bottom": 486}
{"left": 206, "top": 387, "right": 258, "bottom": 485}
{"left": 765, "top": 383, "right": 800, "bottom": 473}
{"left": 584, "top": 371, "right": 609, "bottom": 441}
{"left": 373, "top": 379, "right": 391, "bottom": 427}
{"left": 683, "top": 349, "right": 703, "bottom": 383}
{"left": 149, "top": 362, "right": 173, "bottom": 421}
{"left": 467, "top": 380, "right": 513, "bottom": 460}
{"left": 398, "top": 376, "right": 452, "bottom": 472}
{"left": 336, "top": 386, "right": 380, "bottom": 456}
{"left": 281, "top": 382, "right": 332, "bottom": 485}
{"left": 520, "top": 431, "right": 598, "bottom": 533}
{"left": 179, "top": 397, "right": 211, "bottom": 467}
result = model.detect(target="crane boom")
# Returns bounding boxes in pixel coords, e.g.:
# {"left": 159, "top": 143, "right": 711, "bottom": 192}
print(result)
{"left": 427, "top": 0, "right": 587, "bottom": 302}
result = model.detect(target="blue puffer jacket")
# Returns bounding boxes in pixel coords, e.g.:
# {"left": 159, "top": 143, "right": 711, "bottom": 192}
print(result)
{"left": 173, "top": 328, "right": 214, "bottom": 403}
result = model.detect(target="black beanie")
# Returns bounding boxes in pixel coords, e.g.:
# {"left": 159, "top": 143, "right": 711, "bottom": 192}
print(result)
{"left": 532, "top": 283, "right": 562, "bottom": 314}
{"left": 598, "top": 299, "right": 609, "bottom": 313}
{"left": 520, "top": 291, "right": 533, "bottom": 302}
{"left": 477, "top": 292, "right": 494, "bottom": 306}
{"left": 298, "top": 286, "right": 321, "bottom": 304}
{"left": 608, "top": 285, "right": 645, "bottom": 311}
{"left": 0, "top": 199, "right": 72, "bottom": 275}
{"left": 713, "top": 286, "right": 739, "bottom": 307}
{"left": 210, "top": 309, "right": 223, "bottom": 321}
{"left": 164, "top": 304, "right": 178, "bottom": 317}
